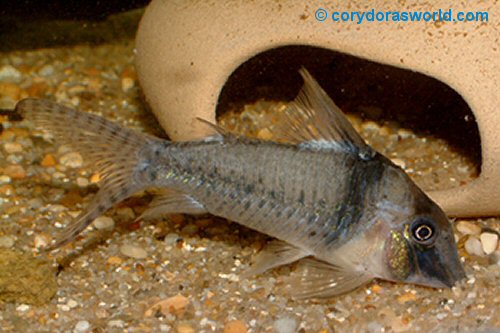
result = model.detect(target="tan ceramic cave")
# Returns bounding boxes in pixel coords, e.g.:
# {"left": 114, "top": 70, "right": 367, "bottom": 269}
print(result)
{"left": 135, "top": 1, "right": 499, "bottom": 217}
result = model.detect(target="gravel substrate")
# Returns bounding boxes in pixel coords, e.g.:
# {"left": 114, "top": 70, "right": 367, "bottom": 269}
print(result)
{"left": 0, "top": 40, "right": 499, "bottom": 333}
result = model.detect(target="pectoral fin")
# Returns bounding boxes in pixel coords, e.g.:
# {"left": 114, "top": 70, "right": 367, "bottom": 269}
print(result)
{"left": 140, "top": 189, "right": 207, "bottom": 220}
{"left": 290, "top": 258, "right": 372, "bottom": 299}
{"left": 242, "top": 240, "right": 310, "bottom": 277}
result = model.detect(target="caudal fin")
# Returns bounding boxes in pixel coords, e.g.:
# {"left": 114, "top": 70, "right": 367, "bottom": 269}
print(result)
{"left": 15, "top": 98, "right": 161, "bottom": 249}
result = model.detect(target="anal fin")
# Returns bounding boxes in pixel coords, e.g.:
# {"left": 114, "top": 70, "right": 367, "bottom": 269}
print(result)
{"left": 290, "top": 258, "right": 372, "bottom": 299}
{"left": 242, "top": 240, "right": 310, "bottom": 277}
{"left": 140, "top": 189, "right": 207, "bottom": 220}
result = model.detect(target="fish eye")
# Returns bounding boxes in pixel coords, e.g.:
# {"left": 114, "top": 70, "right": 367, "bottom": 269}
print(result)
{"left": 410, "top": 218, "right": 436, "bottom": 245}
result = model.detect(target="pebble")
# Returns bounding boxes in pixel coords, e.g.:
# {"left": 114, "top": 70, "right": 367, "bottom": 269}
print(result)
{"left": 164, "top": 233, "right": 181, "bottom": 246}
{"left": 67, "top": 299, "right": 78, "bottom": 308}
{"left": 107, "top": 320, "right": 125, "bottom": 328}
{"left": 93, "top": 216, "right": 115, "bottom": 230}
{"left": 4, "top": 142, "right": 23, "bottom": 154}
{"left": 90, "top": 173, "right": 101, "bottom": 184}
{"left": 224, "top": 320, "right": 247, "bottom": 333}
{"left": 107, "top": 256, "right": 123, "bottom": 265}
{"left": 0, "top": 175, "right": 11, "bottom": 184}
{"left": 26, "top": 81, "right": 49, "bottom": 97}
{"left": 0, "top": 96, "right": 16, "bottom": 109}
{"left": 436, "top": 313, "right": 447, "bottom": 320}
{"left": 41, "top": 154, "right": 57, "bottom": 167}
{"left": 48, "top": 204, "right": 67, "bottom": 213}
{"left": 371, "top": 284, "right": 383, "bottom": 294}
{"left": 0, "top": 65, "right": 22, "bottom": 82}
{"left": 176, "top": 323, "right": 195, "bottom": 333}
{"left": 391, "top": 158, "right": 406, "bottom": 169}
{"left": 145, "top": 294, "right": 189, "bottom": 317}
{"left": 115, "top": 207, "right": 136, "bottom": 222}
{"left": 361, "top": 121, "right": 380, "bottom": 132}
{"left": 397, "top": 292, "right": 417, "bottom": 304}
{"left": 456, "top": 221, "right": 481, "bottom": 235}
{"left": 74, "top": 320, "right": 90, "bottom": 332}
{"left": 6, "top": 154, "right": 23, "bottom": 164}
{"left": 181, "top": 224, "right": 199, "bottom": 235}
{"left": 397, "top": 128, "right": 414, "bottom": 139}
{"left": 16, "top": 304, "right": 30, "bottom": 312}
{"left": 121, "top": 77, "right": 135, "bottom": 92}
{"left": 0, "top": 235, "right": 15, "bottom": 248}
{"left": 391, "top": 315, "right": 410, "bottom": 332}
{"left": 273, "top": 317, "right": 297, "bottom": 333}
{"left": 52, "top": 172, "right": 66, "bottom": 180}
{"left": 464, "top": 237, "right": 484, "bottom": 257}
{"left": 0, "top": 184, "right": 14, "bottom": 196}
{"left": 0, "top": 82, "right": 22, "bottom": 100}
{"left": 367, "top": 322, "right": 384, "bottom": 333}
{"left": 480, "top": 232, "right": 498, "bottom": 255}
{"left": 257, "top": 128, "right": 273, "bottom": 140}
{"left": 34, "top": 234, "right": 50, "bottom": 248}
{"left": 60, "top": 152, "right": 83, "bottom": 168}
{"left": 76, "top": 177, "right": 89, "bottom": 187}
{"left": 119, "top": 244, "right": 148, "bottom": 259}
{"left": 38, "top": 64, "right": 54, "bottom": 77}
{"left": 3, "top": 164, "right": 27, "bottom": 179}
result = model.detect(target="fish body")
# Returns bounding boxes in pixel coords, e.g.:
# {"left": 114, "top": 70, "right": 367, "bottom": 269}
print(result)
{"left": 15, "top": 69, "right": 465, "bottom": 297}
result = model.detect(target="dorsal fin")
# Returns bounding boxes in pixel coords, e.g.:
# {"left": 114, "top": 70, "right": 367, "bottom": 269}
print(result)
{"left": 269, "top": 68, "right": 374, "bottom": 159}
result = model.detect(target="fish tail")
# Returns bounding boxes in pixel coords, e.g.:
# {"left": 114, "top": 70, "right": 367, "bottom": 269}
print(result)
{"left": 15, "top": 98, "right": 161, "bottom": 249}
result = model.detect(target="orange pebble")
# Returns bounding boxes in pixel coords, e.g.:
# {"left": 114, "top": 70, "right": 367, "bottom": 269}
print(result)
{"left": 41, "top": 154, "right": 56, "bottom": 167}
{"left": 224, "top": 320, "right": 247, "bottom": 333}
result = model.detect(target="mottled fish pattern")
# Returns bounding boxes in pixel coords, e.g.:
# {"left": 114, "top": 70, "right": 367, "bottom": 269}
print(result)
{"left": 15, "top": 69, "right": 465, "bottom": 298}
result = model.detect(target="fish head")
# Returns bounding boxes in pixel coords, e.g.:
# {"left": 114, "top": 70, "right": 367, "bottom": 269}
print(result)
{"left": 375, "top": 164, "right": 465, "bottom": 289}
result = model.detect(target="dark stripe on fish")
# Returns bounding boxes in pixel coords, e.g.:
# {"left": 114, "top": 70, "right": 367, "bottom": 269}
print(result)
{"left": 323, "top": 156, "right": 385, "bottom": 247}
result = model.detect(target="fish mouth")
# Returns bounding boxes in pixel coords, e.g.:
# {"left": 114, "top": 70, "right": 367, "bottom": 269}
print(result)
{"left": 412, "top": 246, "right": 466, "bottom": 289}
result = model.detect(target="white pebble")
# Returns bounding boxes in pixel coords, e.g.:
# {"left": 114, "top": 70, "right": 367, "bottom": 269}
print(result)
{"left": 464, "top": 237, "right": 484, "bottom": 257}
{"left": 120, "top": 244, "right": 148, "bottom": 259}
{"left": 0, "top": 235, "right": 15, "bottom": 248}
{"left": 60, "top": 152, "right": 83, "bottom": 168}
{"left": 164, "top": 233, "right": 180, "bottom": 246}
{"left": 108, "top": 320, "right": 125, "bottom": 328}
{"left": 480, "top": 232, "right": 498, "bottom": 255}
{"left": 4, "top": 142, "right": 23, "bottom": 154}
{"left": 390, "top": 158, "right": 406, "bottom": 169}
{"left": 93, "top": 216, "right": 115, "bottom": 230}
{"left": 59, "top": 304, "right": 70, "bottom": 311}
{"left": 34, "top": 234, "right": 50, "bottom": 248}
{"left": 436, "top": 312, "right": 447, "bottom": 320}
{"left": 48, "top": 204, "right": 67, "bottom": 213}
{"left": 273, "top": 317, "right": 297, "bottom": 333}
{"left": 74, "top": 320, "right": 90, "bottom": 332}
{"left": 467, "top": 291, "right": 476, "bottom": 299}
{"left": 0, "top": 175, "right": 11, "bottom": 184}
{"left": 38, "top": 64, "right": 54, "bottom": 77}
{"left": 367, "top": 322, "right": 383, "bottom": 333}
{"left": 361, "top": 121, "right": 380, "bottom": 132}
{"left": 16, "top": 304, "right": 30, "bottom": 312}
{"left": 0, "top": 65, "right": 22, "bottom": 82}
{"left": 397, "top": 128, "right": 414, "bottom": 139}
{"left": 67, "top": 299, "right": 78, "bottom": 308}
{"left": 456, "top": 221, "right": 481, "bottom": 235}
{"left": 76, "top": 177, "right": 89, "bottom": 187}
